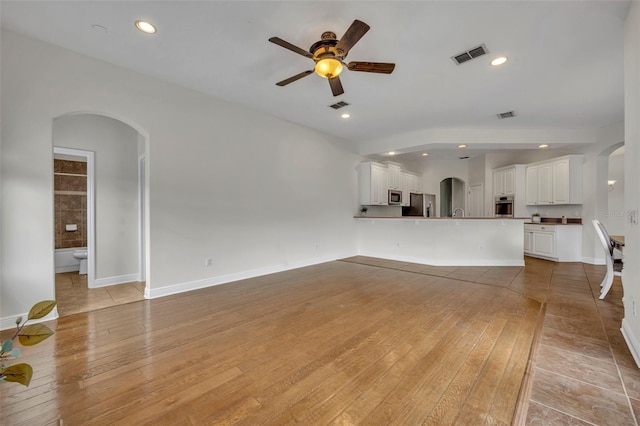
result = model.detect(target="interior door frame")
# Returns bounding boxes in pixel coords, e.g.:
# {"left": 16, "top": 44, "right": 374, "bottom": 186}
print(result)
{"left": 53, "top": 147, "right": 95, "bottom": 288}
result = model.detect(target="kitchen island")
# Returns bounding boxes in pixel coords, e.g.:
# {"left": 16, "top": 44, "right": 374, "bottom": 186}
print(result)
{"left": 354, "top": 216, "right": 526, "bottom": 266}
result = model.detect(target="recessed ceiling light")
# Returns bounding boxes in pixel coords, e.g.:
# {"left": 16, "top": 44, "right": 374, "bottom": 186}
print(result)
{"left": 341, "top": 113, "right": 350, "bottom": 119}
{"left": 458, "top": 144, "right": 467, "bottom": 149}
{"left": 135, "top": 20, "right": 157, "bottom": 34}
{"left": 422, "top": 153, "right": 429, "bottom": 157}
{"left": 388, "top": 151, "right": 396, "bottom": 156}
{"left": 491, "top": 56, "right": 508, "bottom": 66}
{"left": 538, "top": 144, "right": 549, "bottom": 149}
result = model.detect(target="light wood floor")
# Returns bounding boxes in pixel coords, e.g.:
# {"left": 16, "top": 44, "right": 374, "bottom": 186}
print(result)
{"left": 1, "top": 257, "right": 636, "bottom": 425}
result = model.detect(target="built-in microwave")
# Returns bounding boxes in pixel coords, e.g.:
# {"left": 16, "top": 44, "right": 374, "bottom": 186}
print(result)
{"left": 495, "top": 196, "right": 514, "bottom": 217}
{"left": 388, "top": 189, "right": 402, "bottom": 205}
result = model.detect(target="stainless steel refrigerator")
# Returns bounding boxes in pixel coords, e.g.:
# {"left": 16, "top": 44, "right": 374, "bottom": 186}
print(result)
{"left": 402, "top": 193, "right": 436, "bottom": 217}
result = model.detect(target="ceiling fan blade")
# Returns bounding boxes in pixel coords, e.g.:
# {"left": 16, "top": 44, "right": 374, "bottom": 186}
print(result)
{"left": 268, "top": 37, "right": 313, "bottom": 59}
{"left": 335, "top": 20, "right": 370, "bottom": 56}
{"left": 328, "top": 76, "right": 344, "bottom": 97}
{"left": 275, "top": 70, "right": 314, "bottom": 87}
{"left": 347, "top": 61, "right": 396, "bottom": 74}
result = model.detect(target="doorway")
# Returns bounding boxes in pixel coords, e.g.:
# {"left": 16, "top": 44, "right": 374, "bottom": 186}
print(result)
{"left": 53, "top": 113, "right": 146, "bottom": 316}
{"left": 440, "top": 177, "right": 466, "bottom": 216}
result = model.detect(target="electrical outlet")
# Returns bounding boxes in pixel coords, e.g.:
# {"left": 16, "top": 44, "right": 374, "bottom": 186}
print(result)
{"left": 205, "top": 258, "right": 213, "bottom": 267}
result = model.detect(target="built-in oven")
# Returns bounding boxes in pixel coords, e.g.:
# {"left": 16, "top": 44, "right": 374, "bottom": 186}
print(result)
{"left": 495, "top": 196, "right": 514, "bottom": 217}
{"left": 388, "top": 189, "right": 402, "bottom": 205}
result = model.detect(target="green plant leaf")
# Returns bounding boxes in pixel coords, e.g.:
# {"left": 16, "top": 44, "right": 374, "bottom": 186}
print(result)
{"left": 1, "top": 363, "right": 33, "bottom": 386}
{"left": 1, "top": 340, "right": 12, "bottom": 353}
{"left": 18, "top": 324, "right": 54, "bottom": 346}
{"left": 27, "top": 300, "right": 57, "bottom": 320}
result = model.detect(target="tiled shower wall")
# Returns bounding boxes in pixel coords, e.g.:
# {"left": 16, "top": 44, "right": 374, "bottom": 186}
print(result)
{"left": 54, "top": 159, "right": 87, "bottom": 249}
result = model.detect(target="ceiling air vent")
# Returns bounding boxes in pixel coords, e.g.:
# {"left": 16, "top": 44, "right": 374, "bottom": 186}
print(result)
{"left": 497, "top": 111, "right": 516, "bottom": 119}
{"left": 452, "top": 44, "right": 488, "bottom": 65}
{"left": 329, "top": 101, "right": 349, "bottom": 110}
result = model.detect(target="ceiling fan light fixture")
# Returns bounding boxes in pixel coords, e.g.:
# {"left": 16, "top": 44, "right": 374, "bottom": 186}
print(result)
{"left": 314, "top": 58, "right": 344, "bottom": 79}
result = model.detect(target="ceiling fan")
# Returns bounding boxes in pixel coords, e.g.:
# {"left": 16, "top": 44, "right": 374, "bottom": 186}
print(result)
{"left": 269, "top": 19, "right": 395, "bottom": 97}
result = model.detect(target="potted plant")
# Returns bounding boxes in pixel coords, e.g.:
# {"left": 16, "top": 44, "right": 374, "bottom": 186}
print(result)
{"left": 360, "top": 206, "right": 368, "bottom": 216}
{"left": 1, "top": 300, "right": 56, "bottom": 386}
{"left": 531, "top": 212, "right": 541, "bottom": 223}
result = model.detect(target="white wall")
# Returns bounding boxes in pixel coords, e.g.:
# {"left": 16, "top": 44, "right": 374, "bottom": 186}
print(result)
{"left": 0, "top": 30, "right": 360, "bottom": 323}
{"left": 621, "top": 1, "right": 640, "bottom": 366}
{"left": 53, "top": 114, "right": 139, "bottom": 280}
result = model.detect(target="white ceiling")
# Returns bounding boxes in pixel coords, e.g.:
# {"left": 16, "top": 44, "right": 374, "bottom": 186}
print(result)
{"left": 0, "top": 1, "right": 630, "bottom": 161}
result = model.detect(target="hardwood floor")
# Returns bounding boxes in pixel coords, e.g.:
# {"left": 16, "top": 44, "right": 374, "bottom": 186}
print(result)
{"left": 1, "top": 257, "right": 636, "bottom": 425}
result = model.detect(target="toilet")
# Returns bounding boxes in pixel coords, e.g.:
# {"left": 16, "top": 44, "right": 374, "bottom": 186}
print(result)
{"left": 72, "top": 249, "right": 88, "bottom": 275}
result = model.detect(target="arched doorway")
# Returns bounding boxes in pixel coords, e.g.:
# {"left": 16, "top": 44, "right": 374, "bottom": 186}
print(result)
{"left": 52, "top": 113, "right": 149, "bottom": 316}
{"left": 440, "top": 177, "right": 466, "bottom": 217}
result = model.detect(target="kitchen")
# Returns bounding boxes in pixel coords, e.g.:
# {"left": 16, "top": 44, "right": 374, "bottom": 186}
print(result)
{"left": 354, "top": 148, "right": 615, "bottom": 266}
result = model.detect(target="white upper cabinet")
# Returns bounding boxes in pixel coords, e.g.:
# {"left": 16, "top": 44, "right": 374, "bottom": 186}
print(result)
{"left": 552, "top": 158, "right": 571, "bottom": 204}
{"left": 358, "top": 162, "right": 389, "bottom": 205}
{"left": 525, "top": 155, "right": 583, "bottom": 205}
{"left": 493, "top": 165, "right": 523, "bottom": 197}
{"left": 537, "top": 162, "right": 553, "bottom": 205}
{"left": 387, "top": 163, "right": 402, "bottom": 190}
{"left": 359, "top": 162, "right": 421, "bottom": 206}
{"left": 400, "top": 171, "right": 422, "bottom": 206}
{"left": 525, "top": 166, "right": 538, "bottom": 205}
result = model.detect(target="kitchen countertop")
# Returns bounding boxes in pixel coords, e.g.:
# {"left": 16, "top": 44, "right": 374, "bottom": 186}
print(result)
{"left": 354, "top": 216, "right": 528, "bottom": 219}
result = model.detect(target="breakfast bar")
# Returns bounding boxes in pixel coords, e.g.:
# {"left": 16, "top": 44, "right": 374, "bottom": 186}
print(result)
{"left": 354, "top": 216, "right": 526, "bottom": 266}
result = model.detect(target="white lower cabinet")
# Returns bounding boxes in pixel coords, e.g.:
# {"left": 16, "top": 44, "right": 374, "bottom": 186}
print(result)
{"left": 524, "top": 224, "right": 582, "bottom": 262}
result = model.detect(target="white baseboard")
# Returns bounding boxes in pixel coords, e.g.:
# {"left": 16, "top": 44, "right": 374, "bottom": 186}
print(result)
{"left": 145, "top": 254, "right": 348, "bottom": 300}
{"left": 582, "top": 256, "right": 605, "bottom": 265}
{"left": 55, "top": 265, "right": 80, "bottom": 273}
{"left": 621, "top": 318, "right": 640, "bottom": 368}
{"left": 93, "top": 273, "right": 140, "bottom": 288}
{"left": 0, "top": 307, "right": 59, "bottom": 331}
{"left": 356, "top": 250, "right": 525, "bottom": 267}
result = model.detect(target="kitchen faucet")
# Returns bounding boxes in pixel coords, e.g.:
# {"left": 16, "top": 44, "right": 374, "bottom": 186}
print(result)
{"left": 453, "top": 208, "right": 465, "bottom": 217}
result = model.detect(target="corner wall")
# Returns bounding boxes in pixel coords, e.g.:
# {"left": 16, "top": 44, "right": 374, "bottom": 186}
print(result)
{"left": 621, "top": 0, "right": 640, "bottom": 366}
{"left": 0, "top": 30, "right": 360, "bottom": 324}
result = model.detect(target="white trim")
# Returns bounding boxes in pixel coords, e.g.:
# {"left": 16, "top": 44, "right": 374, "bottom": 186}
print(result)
{"left": 138, "top": 155, "right": 146, "bottom": 284}
{"left": 93, "top": 274, "right": 140, "bottom": 288}
{"left": 54, "top": 147, "right": 95, "bottom": 288}
{"left": 145, "top": 254, "right": 348, "bottom": 299}
{"left": 621, "top": 318, "right": 640, "bottom": 368}
{"left": 1, "top": 308, "right": 59, "bottom": 331}
{"left": 356, "top": 250, "right": 524, "bottom": 267}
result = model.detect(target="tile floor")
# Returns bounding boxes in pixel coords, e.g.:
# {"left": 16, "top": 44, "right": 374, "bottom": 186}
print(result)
{"left": 55, "top": 272, "right": 145, "bottom": 317}
{"left": 341, "top": 256, "right": 639, "bottom": 425}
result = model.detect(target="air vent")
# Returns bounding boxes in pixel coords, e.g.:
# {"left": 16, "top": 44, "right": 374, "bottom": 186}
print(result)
{"left": 329, "top": 101, "right": 349, "bottom": 110}
{"left": 452, "top": 44, "right": 488, "bottom": 65}
{"left": 497, "top": 111, "right": 516, "bottom": 119}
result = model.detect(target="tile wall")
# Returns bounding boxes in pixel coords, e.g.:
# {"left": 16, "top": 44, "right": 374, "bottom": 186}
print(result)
{"left": 54, "top": 159, "right": 87, "bottom": 249}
